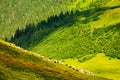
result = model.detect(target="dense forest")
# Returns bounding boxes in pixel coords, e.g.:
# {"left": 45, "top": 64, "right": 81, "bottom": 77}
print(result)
{"left": 11, "top": 5, "right": 120, "bottom": 59}
{"left": 0, "top": 0, "right": 74, "bottom": 39}
{"left": 1, "top": 0, "right": 119, "bottom": 40}
{"left": 0, "top": 0, "right": 119, "bottom": 59}
{"left": 10, "top": 10, "right": 76, "bottom": 48}
{"left": 0, "top": 0, "right": 120, "bottom": 80}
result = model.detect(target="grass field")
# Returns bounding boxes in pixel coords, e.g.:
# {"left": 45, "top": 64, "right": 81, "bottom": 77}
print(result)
{"left": 0, "top": 39, "right": 111, "bottom": 80}
{"left": 31, "top": 6, "right": 120, "bottom": 59}
{"left": 63, "top": 53, "right": 120, "bottom": 80}
{"left": 0, "top": 0, "right": 120, "bottom": 79}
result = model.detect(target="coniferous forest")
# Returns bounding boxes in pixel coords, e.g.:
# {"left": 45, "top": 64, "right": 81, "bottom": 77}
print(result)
{"left": 0, "top": 0, "right": 120, "bottom": 80}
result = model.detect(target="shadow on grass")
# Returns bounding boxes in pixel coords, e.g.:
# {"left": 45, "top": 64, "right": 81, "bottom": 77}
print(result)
{"left": 93, "top": 22, "right": 120, "bottom": 59}
{"left": 10, "top": 6, "right": 120, "bottom": 49}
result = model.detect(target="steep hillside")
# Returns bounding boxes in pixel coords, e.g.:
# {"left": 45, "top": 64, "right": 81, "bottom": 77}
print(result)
{"left": 0, "top": 40, "right": 111, "bottom": 80}
{"left": 1, "top": 0, "right": 120, "bottom": 80}
{"left": 63, "top": 53, "right": 120, "bottom": 80}
{"left": 9, "top": 1, "right": 120, "bottom": 80}
{"left": 1, "top": 0, "right": 119, "bottom": 40}
{"left": 0, "top": 0, "right": 74, "bottom": 39}
{"left": 12, "top": 6, "right": 120, "bottom": 59}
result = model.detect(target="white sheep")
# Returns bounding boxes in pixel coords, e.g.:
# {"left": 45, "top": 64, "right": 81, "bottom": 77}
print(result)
{"left": 54, "top": 60, "right": 58, "bottom": 63}
{"left": 46, "top": 58, "right": 51, "bottom": 62}
{"left": 24, "top": 50, "right": 28, "bottom": 52}
{"left": 71, "top": 66, "right": 76, "bottom": 70}
{"left": 79, "top": 68, "right": 85, "bottom": 74}
{"left": 40, "top": 56, "right": 44, "bottom": 59}
{"left": 88, "top": 71, "right": 94, "bottom": 76}
{"left": 59, "top": 62, "right": 64, "bottom": 64}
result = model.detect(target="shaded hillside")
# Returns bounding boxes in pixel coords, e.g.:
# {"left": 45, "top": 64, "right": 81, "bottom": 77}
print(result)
{"left": 0, "top": 40, "right": 110, "bottom": 80}
{"left": 1, "top": 0, "right": 120, "bottom": 80}
{"left": 11, "top": 6, "right": 120, "bottom": 59}
{"left": 10, "top": 11, "right": 76, "bottom": 48}
{"left": 30, "top": 6, "right": 120, "bottom": 59}
{"left": 1, "top": 0, "right": 119, "bottom": 40}
{"left": 0, "top": 0, "right": 74, "bottom": 39}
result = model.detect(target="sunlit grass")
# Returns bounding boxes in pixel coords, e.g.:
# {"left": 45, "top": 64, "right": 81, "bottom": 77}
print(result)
{"left": 89, "top": 8, "right": 120, "bottom": 28}
{"left": 1, "top": 40, "right": 110, "bottom": 80}
{"left": 63, "top": 53, "right": 120, "bottom": 80}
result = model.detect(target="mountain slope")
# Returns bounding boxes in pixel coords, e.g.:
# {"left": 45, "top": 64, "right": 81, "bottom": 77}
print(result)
{"left": 1, "top": 0, "right": 119, "bottom": 40}
{"left": 1, "top": 0, "right": 120, "bottom": 80}
{"left": 29, "top": 6, "right": 120, "bottom": 79}
{"left": 30, "top": 6, "right": 120, "bottom": 59}
{"left": 63, "top": 53, "right": 120, "bottom": 80}
{"left": 0, "top": 40, "right": 111, "bottom": 80}
{"left": 10, "top": 0, "right": 120, "bottom": 59}
{"left": 0, "top": 0, "right": 74, "bottom": 39}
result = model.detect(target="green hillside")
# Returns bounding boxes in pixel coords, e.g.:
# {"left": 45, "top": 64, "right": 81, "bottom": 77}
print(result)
{"left": 9, "top": 1, "right": 120, "bottom": 80}
{"left": 1, "top": 0, "right": 120, "bottom": 40}
{"left": 0, "top": 0, "right": 74, "bottom": 39}
{"left": 63, "top": 53, "right": 120, "bottom": 80}
{"left": 0, "top": 0, "right": 120, "bottom": 80}
{"left": 12, "top": 4, "right": 120, "bottom": 59}
{"left": 0, "top": 39, "right": 111, "bottom": 80}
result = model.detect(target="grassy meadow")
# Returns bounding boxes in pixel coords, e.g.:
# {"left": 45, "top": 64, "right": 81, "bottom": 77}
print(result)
{"left": 31, "top": 6, "right": 120, "bottom": 59}
{"left": 0, "top": 0, "right": 120, "bottom": 80}
{"left": 63, "top": 53, "right": 120, "bottom": 80}
{"left": 0, "top": 39, "right": 111, "bottom": 80}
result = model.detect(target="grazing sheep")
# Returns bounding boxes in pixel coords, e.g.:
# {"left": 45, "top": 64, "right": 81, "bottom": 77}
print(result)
{"left": 35, "top": 54, "right": 40, "bottom": 57}
{"left": 84, "top": 70, "right": 88, "bottom": 74}
{"left": 54, "top": 60, "right": 58, "bottom": 63}
{"left": 88, "top": 72, "right": 94, "bottom": 76}
{"left": 40, "top": 56, "right": 44, "bottom": 59}
{"left": 9, "top": 43, "right": 15, "bottom": 46}
{"left": 16, "top": 46, "right": 21, "bottom": 50}
{"left": 24, "top": 50, "right": 28, "bottom": 52}
{"left": 59, "top": 62, "right": 64, "bottom": 64}
{"left": 47, "top": 58, "right": 51, "bottom": 62}
{"left": 79, "top": 68, "right": 85, "bottom": 74}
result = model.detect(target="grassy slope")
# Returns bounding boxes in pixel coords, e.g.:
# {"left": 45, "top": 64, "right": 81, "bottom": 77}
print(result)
{"left": 1, "top": 0, "right": 118, "bottom": 40}
{"left": 31, "top": 7, "right": 120, "bottom": 59}
{"left": 0, "top": 40, "right": 110, "bottom": 80}
{"left": 29, "top": 1, "right": 120, "bottom": 80}
{"left": 63, "top": 53, "right": 120, "bottom": 80}
{"left": 1, "top": 0, "right": 120, "bottom": 80}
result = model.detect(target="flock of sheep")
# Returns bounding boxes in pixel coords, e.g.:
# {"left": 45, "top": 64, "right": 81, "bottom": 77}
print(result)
{"left": 13, "top": 44, "right": 94, "bottom": 76}
{"left": 31, "top": 52, "right": 94, "bottom": 76}
{"left": 53, "top": 59, "right": 94, "bottom": 76}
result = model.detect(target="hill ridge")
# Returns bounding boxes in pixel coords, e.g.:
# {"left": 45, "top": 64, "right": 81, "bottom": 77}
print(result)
{"left": 0, "top": 39, "right": 111, "bottom": 80}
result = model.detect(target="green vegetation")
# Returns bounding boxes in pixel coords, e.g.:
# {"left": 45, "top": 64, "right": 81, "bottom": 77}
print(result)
{"left": 63, "top": 53, "right": 120, "bottom": 80}
{"left": 0, "top": 0, "right": 75, "bottom": 39}
{"left": 11, "top": 6, "right": 120, "bottom": 59}
{"left": 0, "top": 40, "right": 110, "bottom": 80}
{"left": 0, "top": 0, "right": 120, "bottom": 80}
{"left": 29, "top": 7, "right": 120, "bottom": 59}
{"left": 1, "top": 0, "right": 120, "bottom": 40}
